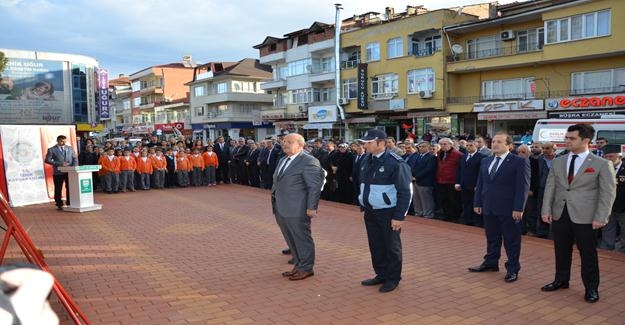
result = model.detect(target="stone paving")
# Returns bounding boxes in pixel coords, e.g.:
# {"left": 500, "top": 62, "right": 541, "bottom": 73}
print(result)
{"left": 7, "top": 184, "right": 625, "bottom": 324}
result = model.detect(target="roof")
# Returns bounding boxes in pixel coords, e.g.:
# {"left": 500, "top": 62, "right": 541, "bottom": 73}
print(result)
{"left": 254, "top": 21, "right": 333, "bottom": 49}
{"left": 187, "top": 58, "right": 271, "bottom": 84}
{"left": 109, "top": 76, "right": 130, "bottom": 86}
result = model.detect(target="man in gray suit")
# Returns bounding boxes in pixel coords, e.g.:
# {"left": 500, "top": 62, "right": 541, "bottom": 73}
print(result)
{"left": 475, "top": 136, "right": 492, "bottom": 156}
{"left": 541, "top": 124, "right": 616, "bottom": 303}
{"left": 44, "top": 135, "right": 77, "bottom": 210}
{"left": 272, "top": 133, "right": 324, "bottom": 281}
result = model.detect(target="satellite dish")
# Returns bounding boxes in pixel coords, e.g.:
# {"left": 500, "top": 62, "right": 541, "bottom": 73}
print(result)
{"left": 451, "top": 44, "right": 464, "bottom": 54}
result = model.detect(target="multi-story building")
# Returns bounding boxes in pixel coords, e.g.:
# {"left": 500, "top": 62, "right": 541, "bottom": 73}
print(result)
{"left": 128, "top": 57, "right": 195, "bottom": 139}
{"left": 105, "top": 75, "right": 131, "bottom": 137}
{"left": 254, "top": 22, "right": 339, "bottom": 139}
{"left": 187, "top": 58, "right": 274, "bottom": 141}
{"left": 0, "top": 48, "right": 101, "bottom": 137}
{"left": 339, "top": 5, "right": 491, "bottom": 140}
{"left": 444, "top": 0, "right": 625, "bottom": 138}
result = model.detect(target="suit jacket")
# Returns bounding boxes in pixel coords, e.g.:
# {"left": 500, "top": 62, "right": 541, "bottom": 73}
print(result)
{"left": 613, "top": 163, "right": 625, "bottom": 213}
{"left": 412, "top": 152, "right": 437, "bottom": 187}
{"left": 213, "top": 143, "right": 230, "bottom": 165}
{"left": 271, "top": 152, "right": 324, "bottom": 219}
{"left": 45, "top": 145, "right": 77, "bottom": 175}
{"left": 455, "top": 152, "right": 487, "bottom": 190}
{"left": 474, "top": 154, "right": 530, "bottom": 217}
{"left": 478, "top": 147, "right": 492, "bottom": 156}
{"left": 542, "top": 153, "right": 616, "bottom": 224}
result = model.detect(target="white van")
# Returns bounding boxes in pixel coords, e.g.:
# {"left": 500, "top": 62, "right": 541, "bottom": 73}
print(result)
{"left": 533, "top": 117, "right": 625, "bottom": 151}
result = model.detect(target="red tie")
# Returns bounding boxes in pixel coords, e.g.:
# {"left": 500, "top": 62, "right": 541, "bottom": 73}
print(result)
{"left": 568, "top": 155, "right": 578, "bottom": 184}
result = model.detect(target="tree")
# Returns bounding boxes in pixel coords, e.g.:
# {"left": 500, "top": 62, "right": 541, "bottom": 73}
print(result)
{"left": 0, "top": 51, "right": 7, "bottom": 75}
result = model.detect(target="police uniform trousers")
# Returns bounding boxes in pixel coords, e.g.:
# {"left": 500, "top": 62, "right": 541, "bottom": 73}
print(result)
{"left": 364, "top": 213, "right": 402, "bottom": 283}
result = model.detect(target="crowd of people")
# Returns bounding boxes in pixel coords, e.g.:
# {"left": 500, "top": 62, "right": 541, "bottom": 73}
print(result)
{"left": 76, "top": 130, "right": 623, "bottom": 254}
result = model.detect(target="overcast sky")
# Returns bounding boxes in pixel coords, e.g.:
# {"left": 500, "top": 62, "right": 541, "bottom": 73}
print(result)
{"left": 1, "top": 0, "right": 515, "bottom": 77}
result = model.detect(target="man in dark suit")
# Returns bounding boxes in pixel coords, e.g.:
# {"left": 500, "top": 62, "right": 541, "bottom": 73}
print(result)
{"left": 44, "top": 135, "right": 77, "bottom": 210}
{"left": 213, "top": 136, "right": 230, "bottom": 184}
{"left": 260, "top": 140, "right": 280, "bottom": 190}
{"left": 592, "top": 137, "right": 608, "bottom": 157}
{"left": 233, "top": 138, "right": 250, "bottom": 185}
{"left": 469, "top": 133, "right": 530, "bottom": 283}
{"left": 272, "top": 133, "right": 324, "bottom": 281}
{"left": 245, "top": 142, "right": 260, "bottom": 187}
{"left": 351, "top": 142, "right": 365, "bottom": 204}
{"left": 455, "top": 140, "right": 487, "bottom": 226}
{"left": 598, "top": 144, "right": 625, "bottom": 252}
{"left": 541, "top": 124, "right": 616, "bottom": 303}
{"left": 412, "top": 141, "right": 437, "bottom": 218}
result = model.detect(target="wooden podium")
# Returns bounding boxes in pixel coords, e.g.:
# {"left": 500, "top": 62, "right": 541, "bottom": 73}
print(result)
{"left": 58, "top": 165, "right": 102, "bottom": 212}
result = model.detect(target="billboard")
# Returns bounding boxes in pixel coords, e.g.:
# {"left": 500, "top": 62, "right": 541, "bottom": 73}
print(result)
{"left": 98, "top": 68, "right": 110, "bottom": 119}
{"left": 0, "top": 58, "right": 69, "bottom": 124}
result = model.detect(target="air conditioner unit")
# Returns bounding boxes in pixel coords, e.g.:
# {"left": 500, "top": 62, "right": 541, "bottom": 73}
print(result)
{"left": 419, "top": 90, "right": 433, "bottom": 99}
{"left": 338, "top": 98, "right": 350, "bottom": 105}
{"left": 298, "top": 105, "right": 308, "bottom": 112}
{"left": 500, "top": 30, "right": 516, "bottom": 41}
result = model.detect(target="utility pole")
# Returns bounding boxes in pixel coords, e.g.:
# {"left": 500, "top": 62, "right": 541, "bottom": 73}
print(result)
{"left": 334, "top": 3, "right": 349, "bottom": 141}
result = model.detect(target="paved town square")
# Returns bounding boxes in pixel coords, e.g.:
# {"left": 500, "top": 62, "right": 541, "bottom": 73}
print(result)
{"left": 8, "top": 184, "right": 625, "bottom": 324}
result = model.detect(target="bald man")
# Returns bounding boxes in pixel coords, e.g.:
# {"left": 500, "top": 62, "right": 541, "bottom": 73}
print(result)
{"left": 272, "top": 134, "right": 325, "bottom": 281}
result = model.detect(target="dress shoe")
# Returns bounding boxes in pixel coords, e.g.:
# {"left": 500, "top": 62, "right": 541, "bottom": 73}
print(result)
{"left": 281, "top": 248, "right": 291, "bottom": 255}
{"left": 504, "top": 272, "right": 518, "bottom": 283}
{"left": 281, "top": 267, "right": 298, "bottom": 277}
{"left": 541, "top": 281, "right": 569, "bottom": 292}
{"left": 584, "top": 290, "right": 599, "bottom": 303}
{"left": 361, "top": 277, "right": 385, "bottom": 286}
{"left": 287, "top": 258, "right": 294, "bottom": 264}
{"left": 468, "top": 265, "right": 499, "bottom": 272}
{"left": 379, "top": 281, "right": 398, "bottom": 293}
{"left": 56, "top": 206, "right": 63, "bottom": 211}
{"left": 289, "top": 270, "right": 314, "bottom": 281}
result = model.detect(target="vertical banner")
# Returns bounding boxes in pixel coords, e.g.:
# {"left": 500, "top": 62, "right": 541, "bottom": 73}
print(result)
{"left": 0, "top": 126, "right": 49, "bottom": 206}
{"left": 98, "top": 68, "right": 109, "bottom": 119}
{"left": 357, "top": 63, "right": 368, "bottom": 110}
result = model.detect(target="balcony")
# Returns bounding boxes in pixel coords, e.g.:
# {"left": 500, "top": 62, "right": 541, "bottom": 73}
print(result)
{"left": 259, "top": 51, "right": 286, "bottom": 65}
{"left": 408, "top": 48, "right": 440, "bottom": 57}
{"left": 139, "top": 85, "right": 163, "bottom": 95}
{"left": 309, "top": 70, "right": 334, "bottom": 83}
{"left": 139, "top": 102, "right": 155, "bottom": 110}
{"left": 340, "top": 60, "right": 360, "bottom": 69}
{"left": 447, "top": 43, "right": 543, "bottom": 62}
{"left": 260, "top": 79, "right": 287, "bottom": 90}
{"left": 198, "top": 92, "right": 273, "bottom": 105}
{"left": 261, "top": 108, "right": 286, "bottom": 120}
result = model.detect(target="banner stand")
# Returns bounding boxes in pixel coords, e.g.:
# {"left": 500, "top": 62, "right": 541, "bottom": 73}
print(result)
{"left": 0, "top": 192, "right": 91, "bottom": 324}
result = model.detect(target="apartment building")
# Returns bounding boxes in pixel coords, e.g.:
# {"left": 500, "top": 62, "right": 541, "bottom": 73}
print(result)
{"left": 128, "top": 57, "right": 196, "bottom": 138}
{"left": 105, "top": 75, "right": 131, "bottom": 137}
{"left": 445, "top": 0, "right": 625, "bottom": 137}
{"left": 254, "top": 22, "right": 339, "bottom": 139}
{"left": 339, "top": 5, "right": 490, "bottom": 140}
{"left": 187, "top": 58, "right": 273, "bottom": 141}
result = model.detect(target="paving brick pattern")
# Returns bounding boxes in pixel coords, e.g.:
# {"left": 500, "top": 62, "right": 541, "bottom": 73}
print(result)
{"left": 6, "top": 184, "right": 625, "bottom": 324}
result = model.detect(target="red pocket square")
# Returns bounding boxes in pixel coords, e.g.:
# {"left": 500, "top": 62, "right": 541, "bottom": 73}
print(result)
{"left": 584, "top": 167, "right": 595, "bottom": 173}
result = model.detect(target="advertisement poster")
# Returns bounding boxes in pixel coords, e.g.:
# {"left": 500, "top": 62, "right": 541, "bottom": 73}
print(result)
{"left": 0, "top": 125, "right": 76, "bottom": 207}
{"left": 0, "top": 58, "right": 69, "bottom": 124}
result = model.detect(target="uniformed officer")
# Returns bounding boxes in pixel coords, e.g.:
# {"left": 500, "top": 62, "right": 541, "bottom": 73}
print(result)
{"left": 357, "top": 129, "right": 413, "bottom": 293}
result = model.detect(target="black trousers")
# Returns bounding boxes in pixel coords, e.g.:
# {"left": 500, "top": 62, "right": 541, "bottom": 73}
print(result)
{"left": 553, "top": 205, "right": 599, "bottom": 290}
{"left": 436, "top": 184, "right": 461, "bottom": 222}
{"left": 364, "top": 213, "right": 402, "bottom": 283}
{"left": 461, "top": 188, "right": 481, "bottom": 227}
{"left": 53, "top": 173, "right": 69, "bottom": 207}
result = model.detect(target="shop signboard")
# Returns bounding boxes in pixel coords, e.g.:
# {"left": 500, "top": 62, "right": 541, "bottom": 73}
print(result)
{"left": 357, "top": 64, "right": 368, "bottom": 110}
{"left": 473, "top": 99, "right": 544, "bottom": 112}
{"left": 546, "top": 94, "right": 625, "bottom": 110}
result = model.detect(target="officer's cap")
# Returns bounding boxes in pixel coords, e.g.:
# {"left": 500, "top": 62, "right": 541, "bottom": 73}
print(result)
{"left": 359, "top": 129, "right": 387, "bottom": 143}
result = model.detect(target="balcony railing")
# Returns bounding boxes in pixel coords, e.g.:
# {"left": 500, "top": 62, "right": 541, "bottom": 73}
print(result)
{"left": 340, "top": 59, "right": 360, "bottom": 69}
{"left": 447, "top": 43, "right": 543, "bottom": 62}
{"left": 408, "top": 48, "right": 440, "bottom": 57}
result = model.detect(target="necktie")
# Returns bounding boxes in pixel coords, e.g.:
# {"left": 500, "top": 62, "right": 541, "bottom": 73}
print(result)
{"left": 278, "top": 157, "right": 290, "bottom": 177}
{"left": 489, "top": 157, "right": 501, "bottom": 180}
{"left": 598, "top": 150, "right": 603, "bottom": 157}
{"left": 568, "top": 154, "right": 578, "bottom": 184}
{"left": 60, "top": 146, "right": 65, "bottom": 158}
{"left": 467, "top": 154, "right": 472, "bottom": 161}
{"left": 267, "top": 148, "right": 272, "bottom": 164}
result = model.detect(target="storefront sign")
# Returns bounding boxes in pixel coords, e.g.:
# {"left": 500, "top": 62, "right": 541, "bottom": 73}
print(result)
{"left": 154, "top": 123, "right": 184, "bottom": 132}
{"left": 477, "top": 111, "right": 547, "bottom": 120}
{"left": 357, "top": 64, "right": 368, "bottom": 110}
{"left": 473, "top": 100, "right": 544, "bottom": 112}
{"left": 303, "top": 123, "right": 334, "bottom": 130}
{"left": 98, "top": 68, "right": 110, "bottom": 119}
{"left": 548, "top": 110, "right": 624, "bottom": 119}
{"left": 389, "top": 99, "right": 405, "bottom": 110}
{"left": 308, "top": 105, "right": 337, "bottom": 123}
{"left": 407, "top": 111, "right": 448, "bottom": 118}
{"left": 546, "top": 94, "right": 625, "bottom": 110}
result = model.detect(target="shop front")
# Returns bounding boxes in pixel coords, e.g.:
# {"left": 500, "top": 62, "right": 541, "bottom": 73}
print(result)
{"left": 473, "top": 99, "right": 545, "bottom": 137}
{"left": 545, "top": 93, "right": 625, "bottom": 118}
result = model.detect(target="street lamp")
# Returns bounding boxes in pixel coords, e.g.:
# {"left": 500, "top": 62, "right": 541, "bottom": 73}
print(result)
{"left": 334, "top": 3, "right": 349, "bottom": 142}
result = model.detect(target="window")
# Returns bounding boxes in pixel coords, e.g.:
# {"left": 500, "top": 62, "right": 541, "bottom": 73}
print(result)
{"left": 131, "top": 81, "right": 140, "bottom": 92}
{"left": 194, "top": 85, "right": 205, "bottom": 97}
{"left": 288, "top": 58, "right": 312, "bottom": 76}
{"left": 371, "top": 73, "right": 398, "bottom": 98}
{"left": 321, "top": 57, "right": 334, "bottom": 73}
{"left": 517, "top": 28, "right": 544, "bottom": 52}
{"left": 133, "top": 97, "right": 141, "bottom": 107}
{"left": 482, "top": 77, "right": 535, "bottom": 100}
{"left": 123, "top": 100, "right": 131, "bottom": 110}
{"left": 365, "top": 42, "right": 380, "bottom": 62}
{"left": 195, "top": 106, "right": 205, "bottom": 117}
{"left": 298, "top": 35, "right": 308, "bottom": 45}
{"left": 424, "top": 36, "right": 441, "bottom": 55}
{"left": 340, "top": 50, "right": 360, "bottom": 69}
{"left": 571, "top": 68, "right": 625, "bottom": 94}
{"left": 407, "top": 68, "right": 435, "bottom": 94}
{"left": 545, "top": 9, "right": 611, "bottom": 44}
{"left": 276, "top": 65, "right": 289, "bottom": 79}
{"left": 387, "top": 38, "right": 403, "bottom": 59}
{"left": 289, "top": 89, "right": 312, "bottom": 104}
{"left": 467, "top": 35, "right": 501, "bottom": 59}
{"left": 342, "top": 79, "right": 357, "bottom": 99}
{"left": 216, "top": 82, "right": 227, "bottom": 94}
{"left": 269, "top": 44, "right": 277, "bottom": 51}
